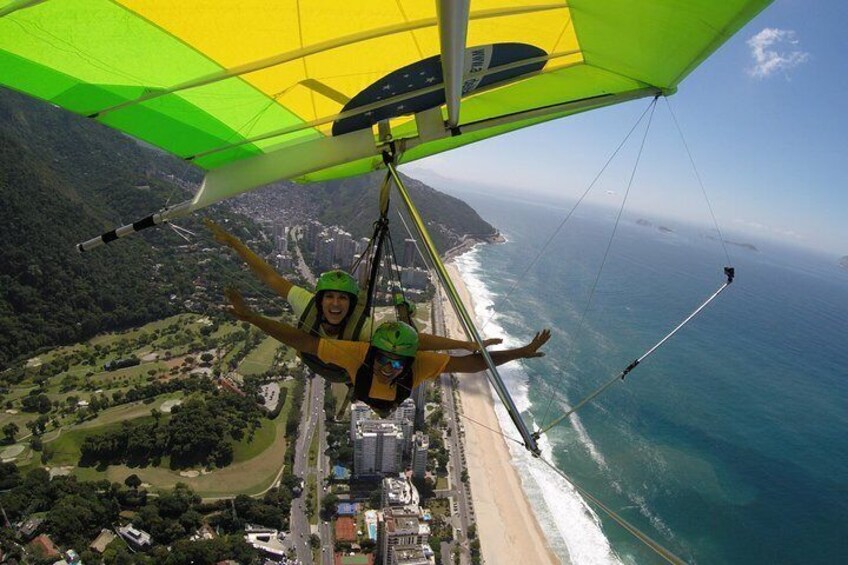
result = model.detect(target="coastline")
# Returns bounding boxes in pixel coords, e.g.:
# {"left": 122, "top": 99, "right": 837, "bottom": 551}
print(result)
{"left": 438, "top": 255, "right": 560, "bottom": 565}
{"left": 443, "top": 232, "right": 505, "bottom": 262}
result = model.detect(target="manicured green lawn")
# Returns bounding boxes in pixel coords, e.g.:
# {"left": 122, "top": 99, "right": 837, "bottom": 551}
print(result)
{"left": 230, "top": 409, "right": 279, "bottom": 463}
{"left": 238, "top": 336, "right": 281, "bottom": 376}
{"left": 47, "top": 415, "right": 158, "bottom": 466}
{"left": 9, "top": 314, "right": 308, "bottom": 498}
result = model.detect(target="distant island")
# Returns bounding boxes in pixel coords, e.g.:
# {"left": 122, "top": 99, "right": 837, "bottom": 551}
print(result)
{"left": 635, "top": 218, "right": 675, "bottom": 234}
{"left": 635, "top": 219, "right": 760, "bottom": 252}
{"left": 839, "top": 256, "right": 848, "bottom": 269}
{"left": 704, "top": 235, "right": 759, "bottom": 252}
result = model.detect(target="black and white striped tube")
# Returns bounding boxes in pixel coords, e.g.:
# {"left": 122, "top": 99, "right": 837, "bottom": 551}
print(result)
{"left": 76, "top": 200, "right": 194, "bottom": 252}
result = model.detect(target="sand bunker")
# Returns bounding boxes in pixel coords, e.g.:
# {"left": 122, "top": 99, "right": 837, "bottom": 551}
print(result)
{"left": 1, "top": 444, "right": 25, "bottom": 460}
{"left": 160, "top": 399, "right": 182, "bottom": 413}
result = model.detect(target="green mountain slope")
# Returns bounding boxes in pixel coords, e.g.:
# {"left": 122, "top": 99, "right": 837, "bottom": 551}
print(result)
{"left": 0, "top": 88, "right": 497, "bottom": 368}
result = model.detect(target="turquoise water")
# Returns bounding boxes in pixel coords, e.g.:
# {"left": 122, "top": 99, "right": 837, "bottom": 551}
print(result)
{"left": 448, "top": 191, "right": 847, "bottom": 564}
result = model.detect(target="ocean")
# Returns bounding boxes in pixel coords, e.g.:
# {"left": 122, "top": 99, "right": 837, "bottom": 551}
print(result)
{"left": 445, "top": 190, "right": 847, "bottom": 564}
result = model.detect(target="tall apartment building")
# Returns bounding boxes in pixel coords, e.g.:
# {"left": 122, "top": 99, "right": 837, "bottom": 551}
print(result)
{"left": 393, "top": 398, "right": 416, "bottom": 448}
{"left": 378, "top": 506, "right": 431, "bottom": 565}
{"left": 352, "top": 399, "right": 421, "bottom": 476}
{"left": 400, "top": 268, "right": 430, "bottom": 290}
{"left": 411, "top": 432, "right": 429, "bottom": 480}
{"left": 403, "top": 238, "right": 418, "bottom": 268}
{"left": 302, "top": 221, "right": 321, "bottom": 252}
{"left": 333, "top": 229, "right": 356, "bottom": 267}
{"left": 316, "top": 236, "right": 335, "bottom": 268}
{"left": 353, "top": 421, "right": 404, "bottom": 476}
{"left": 350, "top": 402, "right": 375, "bottom": 441}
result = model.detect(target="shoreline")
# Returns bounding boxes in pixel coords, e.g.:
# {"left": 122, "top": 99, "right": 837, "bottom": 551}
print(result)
{"left": 438, "top": 253, "right": 561, "bottom": 565}
{"left": 443, "top": 232, "right": 505, "bottom": 262}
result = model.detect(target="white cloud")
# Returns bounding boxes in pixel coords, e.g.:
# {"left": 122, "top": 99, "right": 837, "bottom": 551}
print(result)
{"left": 747, "top": 28, "right": 810, "bottom": 78}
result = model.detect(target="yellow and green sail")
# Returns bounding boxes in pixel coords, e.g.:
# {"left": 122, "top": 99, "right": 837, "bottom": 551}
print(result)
{"left": 1, "top": 0, "right": 771, "bottom": 207}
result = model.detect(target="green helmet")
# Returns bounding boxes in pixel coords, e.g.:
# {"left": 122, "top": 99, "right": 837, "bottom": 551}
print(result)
{"left": 316, "top": 270, "right": 359, "bottom": 297}
{"left": 371, "top": 321, "right": 419, "bottom": 357}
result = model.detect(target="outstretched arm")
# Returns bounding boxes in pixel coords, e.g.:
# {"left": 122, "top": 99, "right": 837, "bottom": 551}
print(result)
{"left": 206, "top": 218, "right": 294, "bottom": 299}
{"left": 226, "top": 288, "right": 318, "bottom": 356}
{"left": 443, "top": 330, "right": 550, "bottom": 373}
{"left": 418, "top": 333, "right": 503, "bottom": 352}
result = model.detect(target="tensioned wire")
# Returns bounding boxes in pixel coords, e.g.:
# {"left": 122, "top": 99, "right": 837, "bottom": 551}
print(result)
{"left": 664, "top": 96, "right": 733, "bottom": 267}
{"left": 451, "top": 391, "right": 686, "bottom": 565}
{"left": 536, "top": 97, "right": 658, "bottom": 429}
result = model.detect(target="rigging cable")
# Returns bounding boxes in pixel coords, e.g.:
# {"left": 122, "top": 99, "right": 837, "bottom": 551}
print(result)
{"left": 534, "top": 266, "right": 734, "bottom": 437}
{"left": 535, "top": 457, "right": 687, "bottom": 565}
{"left": 664, "top": 97, "right": 733, "bottom": 266}
{"left": 471, "top": 98, "right": 658, "bottom": 337}
{"left": 536, "top": 96, "right": 739, "bottom": 434}
{"left": 450, "top": 398, "right": 687, "bottom": 565}
{"left": 537, "top": 97, "right": 659, "bottom": 428}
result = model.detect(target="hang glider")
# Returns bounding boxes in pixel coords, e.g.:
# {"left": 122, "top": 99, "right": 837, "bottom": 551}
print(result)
{"left": 1, "top": 0, "right": 771, "bottom": 456}
{"left": 2, "top": 0, "right": 770, "bottom": 210}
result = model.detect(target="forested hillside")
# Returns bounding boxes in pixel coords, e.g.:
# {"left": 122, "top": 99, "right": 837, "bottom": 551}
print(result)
{"left": 0, "top": 89, "right": 224, "bottom": 367}
{"left": 232, "top": 172, "right": 497, "bottom": 254}
{"left": 0, "top": 88, "right": 498, "bottom": 367}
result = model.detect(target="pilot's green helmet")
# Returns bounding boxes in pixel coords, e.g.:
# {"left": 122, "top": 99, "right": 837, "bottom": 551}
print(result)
{"left": 316, "top": 270, "right": 359, "bottom": 297}
{"left": 371, "top": 321, "right": 419, "bottom": 357}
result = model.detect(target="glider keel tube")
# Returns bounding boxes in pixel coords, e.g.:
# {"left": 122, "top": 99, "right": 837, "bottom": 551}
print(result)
{"left": 387, "top": 162, "right": 541, "bottom": 455}
{"left": 76, "top": 200, "right": 194, "bottom": 253}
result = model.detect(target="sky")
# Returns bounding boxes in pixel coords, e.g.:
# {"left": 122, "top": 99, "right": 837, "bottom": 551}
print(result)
{"left": 405, "top": 1, "right": 848, "bottom": 257}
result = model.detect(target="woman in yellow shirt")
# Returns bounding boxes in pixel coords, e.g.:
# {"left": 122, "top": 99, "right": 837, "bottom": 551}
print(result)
{"left": 225, "top": 288, "right": 550, "bottom": 416}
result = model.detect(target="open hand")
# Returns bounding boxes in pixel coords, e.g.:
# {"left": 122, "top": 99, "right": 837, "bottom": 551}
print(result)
{"left": 225, "top": 287, "right": 253, "bottom": 320}
{"left": 204, "top": 218, "right": 238, "bottom": 247}
{"left": 520, "top": 329, "right": 551, "bottom": 358}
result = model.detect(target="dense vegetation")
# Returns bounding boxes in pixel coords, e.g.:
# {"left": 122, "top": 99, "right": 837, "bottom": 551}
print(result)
{"left": 1, "top": 86, "right": 498, "bottom": 371}
{"left": 235, "top": 170, "right": 499, "bottom": 255}
{"left": 0, "top": 464, "right": 294, "bottom": 564}
{"left": 79, "top": 392, "right": 265, "bottom": 469}
{"left": 0, "top": 89, "right": 253, "bottom": 368}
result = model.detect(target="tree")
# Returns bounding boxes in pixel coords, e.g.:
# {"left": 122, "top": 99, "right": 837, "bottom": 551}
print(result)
{"left": 2, "top": 422, "right": 18, "bottom": 443}
{"left": 34, "top": 414, "right": 50, "bottom": 435}
{"left": 124, "top": 474, "right": 142, "bottom": 490}
{"left": 321, "top": 492, "right": 339, "bottom": 518}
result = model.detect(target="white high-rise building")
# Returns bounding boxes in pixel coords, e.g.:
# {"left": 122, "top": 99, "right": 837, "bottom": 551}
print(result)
{"left": 354, "top": 421, "right": 404, "bottom": 476}
{"left": 403, "top": 238, "right": 417, "bottom": 268}
{"left": 350, "top": 402, "right": 375, "bottom": 441}
{"left": 378, "top": 506, "right": 431, "bottom": 565}
{"left": 411, "top": 432, "right": 429, "bottom": 480}
{"left": 393, "top": 398, "right": 416, "bottom": 448}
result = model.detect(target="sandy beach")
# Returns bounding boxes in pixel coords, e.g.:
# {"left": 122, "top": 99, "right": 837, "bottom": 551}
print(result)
{"left": 440, "top": 261, "right": 560, "bottom": 565}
